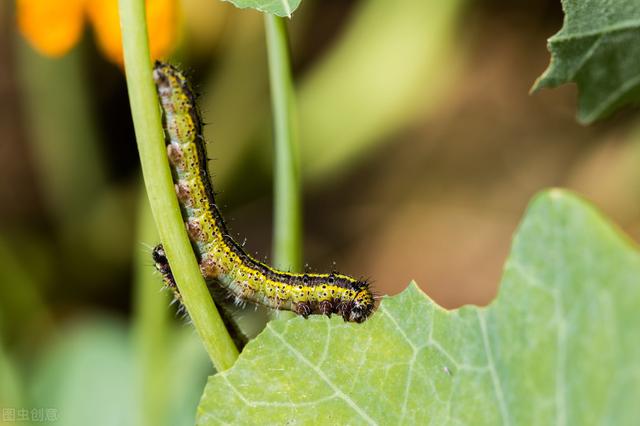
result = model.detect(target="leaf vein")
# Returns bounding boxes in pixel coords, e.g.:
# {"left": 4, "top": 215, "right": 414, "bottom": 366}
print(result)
{"left": 221, "top": 374, "right": 338, "bottom": 408}
{"left": 380, "top": 305, "right": 418, "bottom": 351}
{"left": 271, "top": 329, "right": 378, "bottom": 425}
{"left": 477, "top": 310, "right": 510, "bottom": 426}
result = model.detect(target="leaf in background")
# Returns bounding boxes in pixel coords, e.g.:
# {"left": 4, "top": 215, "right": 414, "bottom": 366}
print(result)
{"left": 299, "top": 0, "right": 464, "bottom": 181}
{"left": 197, "top": 190, "right": 640, "bottom": 424}
{"left": 29, "top": 318, "right": 211, "bottom": 426}
{"left": 532, "top": 0, "right": 640, "bottom": 123}
{"left": 29, "top": 319, "right": 137, "bottom": 426}
{"left": 221, "top": 0, "right": 301, "bottom": 17}
{"left": 0, "top": 338, "right": 24, "bottom": 410}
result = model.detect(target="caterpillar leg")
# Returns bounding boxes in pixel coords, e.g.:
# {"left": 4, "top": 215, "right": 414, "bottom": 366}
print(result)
{"left": 151, "top": 244, "right": 248, "bottom": 350}
{"left": 293, "top": 302, "right": 312, "bottom": 318}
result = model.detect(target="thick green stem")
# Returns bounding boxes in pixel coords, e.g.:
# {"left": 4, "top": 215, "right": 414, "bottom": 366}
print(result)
{"left": 264, "top": 14, "right": 302, "bottom": 272}
{"left": 118, "top": 0, "right": 238, "bottom": 370}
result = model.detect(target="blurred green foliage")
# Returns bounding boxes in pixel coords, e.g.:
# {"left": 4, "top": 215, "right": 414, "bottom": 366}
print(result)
{"left": 29, "top": 318, "right": 211, "bottom": 426}
{"left": 298, "top": 0, "right": 464, "bottom": 181}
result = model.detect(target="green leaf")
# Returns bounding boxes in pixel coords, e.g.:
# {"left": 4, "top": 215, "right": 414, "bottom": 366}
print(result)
{"left": 30, "top": 319, "right": 137, "bottom": 426}
{"left": 29, "top": 318, "right": 212, "bottom": 426}
{"left": 532, "top": 0, "right": 640, "bottom": 123}
{"left": 0, "top": 339, "right": 24, "bottom": 409}
{"left": 298, "top": 0, "right": 464, "bottom": 180}
{"left": 221, "top": 0, "right": 301, "bottom": 17}
{"left": 197, "top": 190, "right": 640, "bottom": 424}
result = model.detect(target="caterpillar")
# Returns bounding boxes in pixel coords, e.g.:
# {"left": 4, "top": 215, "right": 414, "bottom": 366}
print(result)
{"left": 151, "top": 61, "right": 375, "bottom": 324}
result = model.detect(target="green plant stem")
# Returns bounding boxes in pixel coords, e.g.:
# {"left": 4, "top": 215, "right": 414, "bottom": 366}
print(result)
{"left": 118, "top": 0, "right": 238, "bottom": 370}
{"left": 264, "top": 14, "right": 302, "bottom": 272}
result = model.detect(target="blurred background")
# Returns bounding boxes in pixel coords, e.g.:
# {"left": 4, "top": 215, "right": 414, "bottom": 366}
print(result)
{"left": 1, "top": 0, "right": 640, "bottom": 424}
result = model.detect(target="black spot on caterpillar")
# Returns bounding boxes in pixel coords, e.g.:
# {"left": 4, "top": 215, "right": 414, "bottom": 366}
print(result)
{"left": 151, "top": 61, "right": 375, "bottom": 324}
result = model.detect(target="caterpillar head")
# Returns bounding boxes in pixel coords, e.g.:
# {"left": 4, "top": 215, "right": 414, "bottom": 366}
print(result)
{"left": 344, "top": 282, "right": 375, "bottom": 323}
{"left": 151, "top": 244, "right": 170, "bottom": 275}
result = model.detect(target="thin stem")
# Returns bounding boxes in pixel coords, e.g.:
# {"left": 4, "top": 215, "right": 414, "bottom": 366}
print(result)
{"left": 118, "top": 0, "right": 238, "bottom": 371}
{"left": 264, "top": 14, "right": 302, "bottom": 272}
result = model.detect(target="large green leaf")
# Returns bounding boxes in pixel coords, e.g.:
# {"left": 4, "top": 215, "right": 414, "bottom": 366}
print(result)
{"left": 221, "top": 0, "right": 301, "bottom": 17}
{"left": 532, "top": 0, "right": 640, "bottom": 123}
{"left": 197, "top": 190, "right": 640, "bottom": 424}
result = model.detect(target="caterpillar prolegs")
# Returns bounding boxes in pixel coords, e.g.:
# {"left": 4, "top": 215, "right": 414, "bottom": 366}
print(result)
{"left": 151, "top": 61, "right": 375, "bottom": 326}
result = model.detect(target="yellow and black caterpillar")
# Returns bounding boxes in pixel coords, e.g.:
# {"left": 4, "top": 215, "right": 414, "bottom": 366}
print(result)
{"left": 151, "top": 61, "right": 375, "bottom": 325}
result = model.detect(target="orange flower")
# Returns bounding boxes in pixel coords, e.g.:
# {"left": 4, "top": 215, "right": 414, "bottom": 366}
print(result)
{"left": 17, "top": 0, "right": 178, "bottom": 66}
